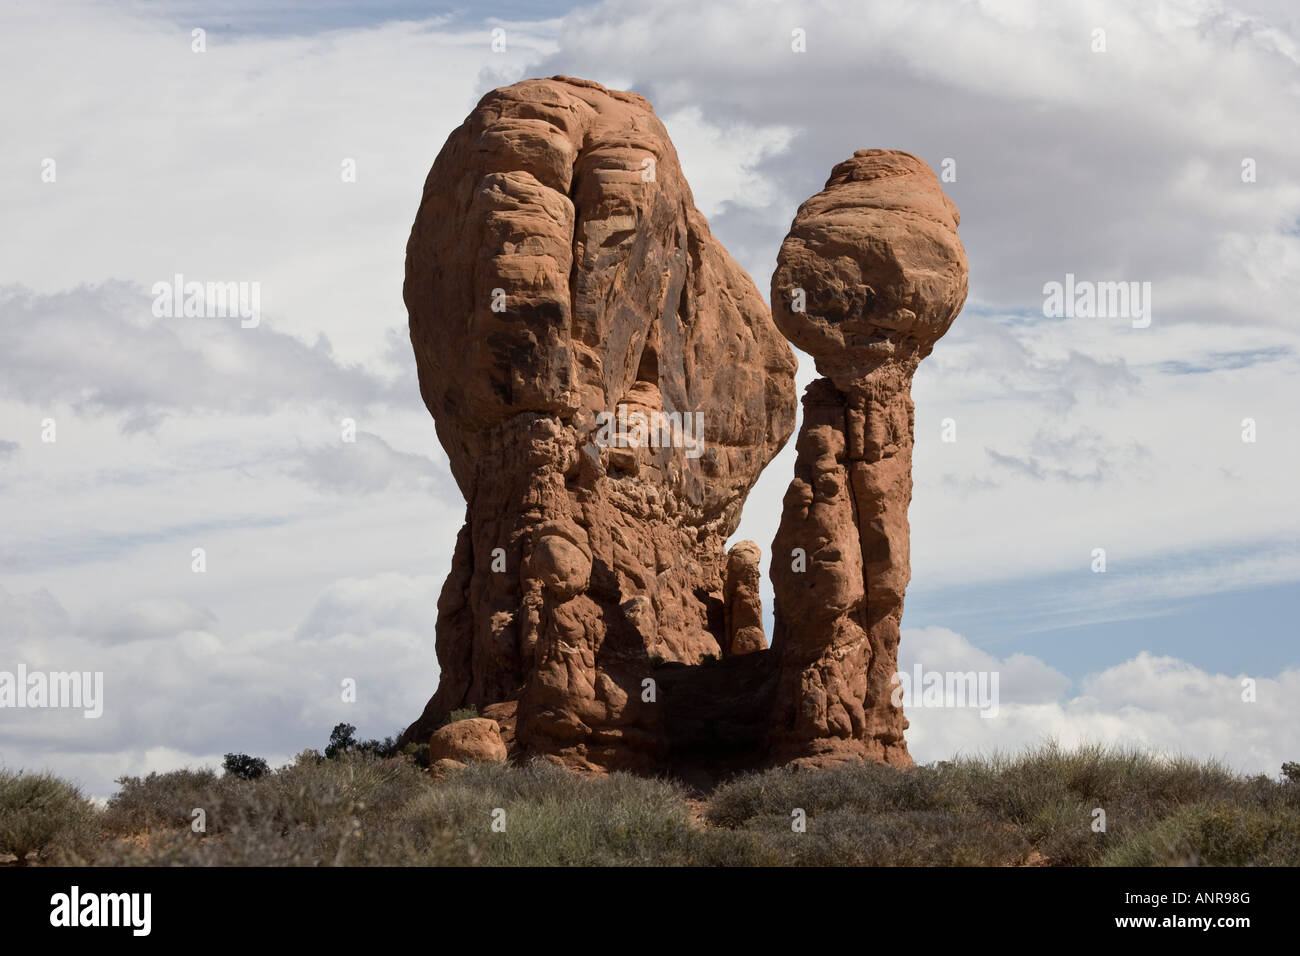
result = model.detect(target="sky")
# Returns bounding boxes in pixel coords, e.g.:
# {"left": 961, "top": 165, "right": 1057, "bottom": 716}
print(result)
{"left": 1, "top": 0, "right": 1297, "bottom": 796}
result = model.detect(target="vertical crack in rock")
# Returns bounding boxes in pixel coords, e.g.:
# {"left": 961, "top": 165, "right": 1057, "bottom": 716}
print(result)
{"left": 400, "top": 76, "right": 797, "bottom": 771}
{"left": 768, "top": 149, "right": 969, "bottom": 769}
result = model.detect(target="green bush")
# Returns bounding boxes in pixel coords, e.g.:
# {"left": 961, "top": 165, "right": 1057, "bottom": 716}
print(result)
{"left": 102, "top": 767, "right": 225, "bottom": 834}
{"left": 397, "top": 761, "right": 696, "bottom": 866}
{"left": 0, "top": 770, "right": 98, "bottom": 864}
{"left": 1103, "top": 802, "right": 1300, "bottom": 866}
{"left": 222, "top": 753, "right": 270, "bottom": 780}
{"left": 400, "top": 742, "right": 431, "bottom": 769}
{"left": 706, "top": 761, "right": 958, "bottom": 829}
{"left": 702, "top": 742, "right": 1298, "bottom": 866}
{"left": 92, "top": 752, "right": 434, "bottom": 865}
{"left": 441, "top": 708, "right": 479, "bottom": 727}
{"left": 23, "top": 739, "right": 1300, "bottom": 867}
{"left": 703, "top": 763, "right": 1026, "bottom": 864}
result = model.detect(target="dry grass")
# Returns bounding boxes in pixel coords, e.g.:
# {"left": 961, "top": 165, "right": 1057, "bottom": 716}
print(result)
{"left": 4, "top": 741, "right": 1297, "bottom": 866}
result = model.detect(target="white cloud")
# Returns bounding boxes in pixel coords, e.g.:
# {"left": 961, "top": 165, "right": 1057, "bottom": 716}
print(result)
{"left": 0, "top": 584, "right": 73, "bottom": 638}
{"left": 0, "top": 284, "right": 416, "bottom": 425}
{"left": 82, "top": 596, "right": 216, "bottom": 644}
{"left": 0, "top": 3, "right": 559, "bottom": 363}
{"left": 287, "top": 430, "right": 449, "bottom": 495}
{"left": 900, "top": 625, "right": 1297, "bottom": 776}
{"left": 535, "top": 0, "right": 1300, "bottom": 325}
{"left": 294, "top": 571, "right": 436, "bottom": 640}
{"left": 659, "top": 107, "right": 796, "bottom": 218}
{"left": 0, "top": 572, "right": 441, "bottom": 797}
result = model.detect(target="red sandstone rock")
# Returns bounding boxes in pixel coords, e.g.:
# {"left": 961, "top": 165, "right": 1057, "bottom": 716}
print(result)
{"left": 401, "top": 76, "right": 797, "bottom": 770}
{"left": 722, "top": 541, "right": 766, "bottom": 656}
{"left": 400, "top": 79, "right": 964, "bottom": 776}
{"left": 767, "top": 150, "right": 968, "bottom": 768}
{"left": 428, "top": 718, "right": 508, "bottom": 764}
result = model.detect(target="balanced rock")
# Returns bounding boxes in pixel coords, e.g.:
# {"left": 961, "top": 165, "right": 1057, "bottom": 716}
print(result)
{"left": 401, "top": 76, "right": 797, "bottom": 770}
{"left": 768, "top": 150, "right": 968, "bottom": 768}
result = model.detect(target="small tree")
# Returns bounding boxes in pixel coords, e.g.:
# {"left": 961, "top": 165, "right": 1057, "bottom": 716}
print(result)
{"left": 1283, "top": 762, "right": 1300, "bottom": 784}
{"left": 324, "top": 723, "right": 357, "bottom": 759}
{"left": 353, "top": 734, "right": 401, "bottom": 758}
{"left": 222, "top": 753, "right": 270, "bottom": 780}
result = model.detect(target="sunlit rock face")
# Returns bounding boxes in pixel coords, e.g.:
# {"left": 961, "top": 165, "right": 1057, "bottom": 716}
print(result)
{"left": 768, "top": 150, "right": 968, "bottom": 769}
{"left": 400, "top": 81, "right": 967, "bottom": 776}
{"left": 401, "top": 76, "right": 796, "bottom": 771}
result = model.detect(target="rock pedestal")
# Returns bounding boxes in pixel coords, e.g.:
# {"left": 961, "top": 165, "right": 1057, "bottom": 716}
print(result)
{"left": 767, "top": 150, "right": 968, "bottom": 768}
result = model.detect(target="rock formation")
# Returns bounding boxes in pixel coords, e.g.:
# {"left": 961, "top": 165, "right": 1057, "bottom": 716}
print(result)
{"left": 400, "top": 76, "right": 797, "bottom": 770}
{"left": 767, "top": 150, "right": 968, "bottom": 768}
{"left": 399, "top": 75, "right": 967, "bottom": 776}
{"left": 428, "top": 717, "right": 508, "bottom": 765}
{"left": 722, "top": 540, "right": 766, "bottom": 657}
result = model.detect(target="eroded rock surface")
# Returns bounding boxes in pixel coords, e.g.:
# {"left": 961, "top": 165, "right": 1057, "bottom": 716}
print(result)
{"left": 767, "top": 150, "right": 968, "bottom": 768}
{"left": 428, "top": 718, "right": 508, "bottom": 764}
{"left": 723, "top": 541, "right": 766, "bottom": 656}
{"left": 401, "top": 76, "right": 797, "bottom": 770}
{"left": 400, "top": 79, "right": 967, "bottom": 776}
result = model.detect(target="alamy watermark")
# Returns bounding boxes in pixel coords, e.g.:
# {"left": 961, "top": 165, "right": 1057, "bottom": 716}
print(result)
{"left": 890, "top": 664, "right": 999, "bottom": 718}
{"left": 1043, "top": 273, "right": 1151, "bottom": 328}
{"left": 50, "top": 886, "right": 150, "bottom": 936}
{"left": 594, "top": 404, "right": 705, "bottom": 459}
{"left": 0, "top": 666, "right": 103, "bottom": 718}
{"left": 151, "top": 273, "right": 260, "bottom": 328}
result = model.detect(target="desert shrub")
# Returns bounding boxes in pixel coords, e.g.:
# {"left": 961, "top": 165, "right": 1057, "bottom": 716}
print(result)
{"left": 704, "top": 764, "right": 1029, "bottom": 865}
{"left": 222, "top": 753, "right": 270, "bottom": 780}
{"left": 743, "top": 808, "right": 1029, "bottom": 866}
{"left": 354, "top": 734, "right": 402, "bottom": 758}
{"left": 706, "top": 761, "right": 958, "bottom": 829}
{"left": 92, "top": 752, "right": 434, "bottom": 865}
{"left": 948, "top": 742, "right": 1243, "bottom": 813}
{"left": 55, "top": 739, "right": 1300, "bottom": 867}
{"left": 320, "top": 725, "right": 409, "bottom": 760}
{"left": 397, "top": 760, "right": 697, "bottom": 865}
{"left": 102, "top": 767, "right": 225, "bottom": 834}
{"left": 400, "top": 742, "right": 431, "bottom": 769}
{"left": 0, "top": 770, "right": 98, "bottom": 864}
{"left": 935, "top": 742, "right": 1253, "bottom": 864}
{"left": 705, "top": 742, "right": 1291, "bottom": 866}
{"left": 441, "top": 708, "right": 478, "bottom": 727}
{"left": 258, "top": 751, "right": 427, "bottom": 827}
{"left": 1103, "top": 802, "right": 1300, "bottom": 866}
{"left": 1012, "top": 795, "right": 1101, "bottom": 865}
{"left": 1247, "top": 771, "right": 1300, "bottom": 812}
